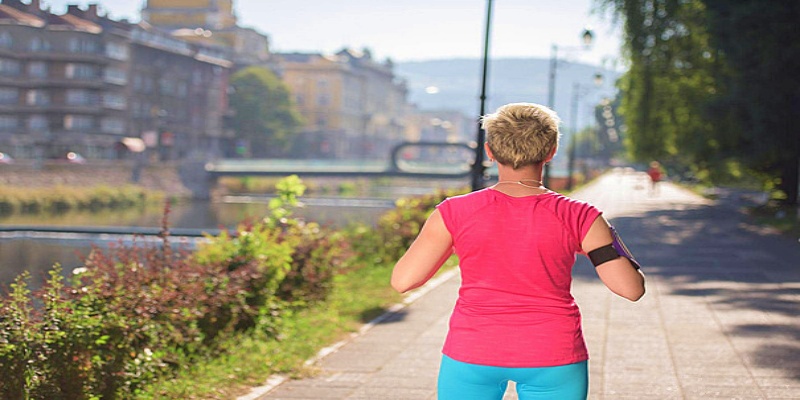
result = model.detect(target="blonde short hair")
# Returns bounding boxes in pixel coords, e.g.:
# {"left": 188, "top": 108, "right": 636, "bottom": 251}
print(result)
{"left": 481, "top": 103, "right": 561, "bottom": 169}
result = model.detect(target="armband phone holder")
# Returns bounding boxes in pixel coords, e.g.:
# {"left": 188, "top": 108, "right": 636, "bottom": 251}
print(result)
{"left": 588, "top": 226, "right": 641, "bottom": 270}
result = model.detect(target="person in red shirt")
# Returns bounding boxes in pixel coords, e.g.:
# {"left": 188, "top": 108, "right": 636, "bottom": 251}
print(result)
{"left": 392, "top": 103, "right": 645, "bottom": 400}
{"left": 647, "top": 161, "right": 663, "bottom": 195}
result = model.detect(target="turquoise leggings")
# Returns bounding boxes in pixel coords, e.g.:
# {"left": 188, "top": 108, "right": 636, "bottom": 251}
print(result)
{"left": 437, "top": 355, "right": 588, "bottom": 400}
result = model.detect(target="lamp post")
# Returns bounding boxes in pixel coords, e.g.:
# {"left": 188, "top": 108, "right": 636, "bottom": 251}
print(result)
{"left": 542, "top": 28, "right": 594, "bottom": 188}
{"left": 566, "top": 73, "right": 604, "bottom": 191}
{"left": 471, "top": 0, "right": 493, "bottom": 191}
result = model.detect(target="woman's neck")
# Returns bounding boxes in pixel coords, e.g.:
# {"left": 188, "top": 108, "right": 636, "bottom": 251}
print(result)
{"left": 495, "top": 164, "right": 544, "bottom": 183}
{"left": 491, "top": 164, "right": 549, "bottom": 195}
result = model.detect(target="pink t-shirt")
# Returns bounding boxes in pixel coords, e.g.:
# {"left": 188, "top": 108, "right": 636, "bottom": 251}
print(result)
{"left": 437, "top": 188, "right": 601, "bottom": 367}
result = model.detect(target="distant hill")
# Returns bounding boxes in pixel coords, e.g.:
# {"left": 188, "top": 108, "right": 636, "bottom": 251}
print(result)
{"left": 395, "top": 57, "right": 621, "bottom": 125}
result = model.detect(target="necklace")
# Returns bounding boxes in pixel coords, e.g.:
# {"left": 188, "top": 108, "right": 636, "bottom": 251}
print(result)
{"left": 493, "top": 179, "right": 544, "bottom": 189}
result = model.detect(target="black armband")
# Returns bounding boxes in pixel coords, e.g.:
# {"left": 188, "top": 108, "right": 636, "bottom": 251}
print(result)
{"left": 588, "top": 226, "right": 641, "bottom": 270}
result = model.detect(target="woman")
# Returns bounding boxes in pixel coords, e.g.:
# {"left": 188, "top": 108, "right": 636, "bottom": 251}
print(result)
{"left": 391, "top": 103, "right": 645, "bottom": 400}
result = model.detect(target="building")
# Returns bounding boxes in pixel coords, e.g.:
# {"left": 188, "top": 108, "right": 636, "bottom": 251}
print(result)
{"left": 141, "top": 0, "right": 270, "bottom": 68}
{"left": 125, "top": 22, "right": 233, "bottom": 160}
{"left": 273, "top": 48, "right": 409, "bottom": 159}
{"left": 0, "top": 0, "right": 233, "bottom": 161}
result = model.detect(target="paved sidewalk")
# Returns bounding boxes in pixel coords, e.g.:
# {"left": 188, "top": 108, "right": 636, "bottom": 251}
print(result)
{"left": 244, "top": 169, "right": 800, "bottom": 399}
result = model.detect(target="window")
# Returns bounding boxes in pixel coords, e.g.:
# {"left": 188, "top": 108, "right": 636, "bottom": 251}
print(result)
{"left": 0, "top": 115, "right": 17, "bottom": 131}
{"left": 130, "top": 99, "right": 141, "bottom": 116}
{"left": 103, "top": 67, "right": 127, "bottom": 84}
{"left": 0, "top": 88, "right": 18, "bottom": 105}
{"left": 29, "top": 37, "right": 49, "bottom": 52}
{"left": 176, "top": 82, "right": 188, "bottom": 98}
{"left": 132, "top": 74, "right": 143, "bottom": 91}
{"left": 68, "top": 38, "right": 97, "bottom": 54}
{"left": 64, "top": 115, "right": 93, "bottom": 130}
{"left": 100, "top": 117, "right": 124, "bottom": 134}
{"left": 65, "top": 63, "right": 97, "bottom": 79}
{"left": 0, "top": 32, "right": 12, "bottom": 48}
{"left": 143, "top": 77, "right": 154, "bottom": 93}
{"left": 102, "top": 92, "right": 126, "bottom": 109}
{"left": 28, "top": 62, "right": 47, "bottom": 78}
{"left": 66, "top": 89, "right": 93, "bottom": 106}
{"left": 28, "top": 115, "right": 48, "bottom": 130}
{"left": 68, "top": 38, "right": 79, "bottom": 52}
{"left": 105, "top": 42, "right": 129, "bottom": 60}
{"left": 26, "top": 90, "right": 50, "bottom": 106}
{"left": 159, "top": 77, "right": 175, "bottom": 95}
{"left": 0, "top": 58, "right": 21, "bottom": 77}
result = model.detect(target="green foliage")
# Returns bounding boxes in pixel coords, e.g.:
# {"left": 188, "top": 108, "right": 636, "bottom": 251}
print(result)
{"left": 229, "top": 66, "right": 304, "bottom": 158}
{"left": 702, "top": 0, "right": 800, "bottom": 205}
{"left": 0, "top": 175, "right": 460, "bottom": 398}
{"left": 598, "top": 0, "right": 800, "bottom": 204}
{"left": 600, "top": 0, "right": 721, "bottom": 165}
{"left": 346, "top": 188, "right": 466, "bottom": 267}
{"left": 0, "top": 265, "right": 154, "bottom": 399}
{"left": 266, "top": 174, "right": 306, "bottom": 227}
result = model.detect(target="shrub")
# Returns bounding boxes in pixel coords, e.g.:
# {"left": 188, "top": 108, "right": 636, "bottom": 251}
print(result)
{"left": 278, "top": 222, "right": 354, "bottom": 303}
{"left": 348, "top": 188, "right": 466, "bottom": 266}
{"left": 192, "top": 221, "right": 294, "bottom": 332}
{"left": 0, "top": 176, "right": 463, "bottom": 398}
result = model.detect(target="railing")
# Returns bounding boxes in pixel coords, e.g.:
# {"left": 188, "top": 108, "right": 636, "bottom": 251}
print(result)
{"left": 205, "top": 141, "right": 496, "bottom": 181}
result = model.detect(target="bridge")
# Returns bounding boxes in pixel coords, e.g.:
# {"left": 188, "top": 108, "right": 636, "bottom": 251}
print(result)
{"left": 182, "top": 142, "right": 499, "bottom": 198}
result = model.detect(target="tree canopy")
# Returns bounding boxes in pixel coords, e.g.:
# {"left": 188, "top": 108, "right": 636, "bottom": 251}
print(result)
{"left": 228, "top": 66, "right": 304, "bottom": 158}
{"left": 599, "top": 0, "right": 800, "bottom": 205}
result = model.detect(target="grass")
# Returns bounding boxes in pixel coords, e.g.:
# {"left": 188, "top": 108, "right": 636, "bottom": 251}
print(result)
{"left": 746, "top": 203, "right": 800, "bottom": 238}
{"left": 138, "top": 262, "right": 408, "bottom": 399}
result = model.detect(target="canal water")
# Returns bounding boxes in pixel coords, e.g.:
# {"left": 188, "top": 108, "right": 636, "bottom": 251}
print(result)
{"left": 0, "top": 182, "right": 459, "bottom": 289}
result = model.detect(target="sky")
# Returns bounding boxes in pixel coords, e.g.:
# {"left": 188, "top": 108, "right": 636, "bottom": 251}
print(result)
{"left": 40, "top": 0, "right": 624, "bottom": 68}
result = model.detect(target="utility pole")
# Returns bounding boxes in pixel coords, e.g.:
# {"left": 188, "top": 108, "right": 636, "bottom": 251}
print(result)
{"left": 471, "top": 0, "right": 493, "bottom": 191}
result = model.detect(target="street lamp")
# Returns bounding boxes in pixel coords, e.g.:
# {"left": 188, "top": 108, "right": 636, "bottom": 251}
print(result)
{"left": 471, "top": 0, "right": 493, "bottom": 191}
{"left": 566, "top": 73, "right": 604, "bottom": 191}
{"left": 543, "top": 27, "right": 594, "bottom": 187}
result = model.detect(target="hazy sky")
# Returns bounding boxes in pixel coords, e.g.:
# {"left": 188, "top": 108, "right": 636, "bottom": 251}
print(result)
{"left": 41, "top": 0, "right": 623, "bottom": 67}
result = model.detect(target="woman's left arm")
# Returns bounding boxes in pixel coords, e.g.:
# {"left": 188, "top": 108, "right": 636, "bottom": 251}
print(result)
{"left": 391, "top": 209, "right": 454, "bottom": 293}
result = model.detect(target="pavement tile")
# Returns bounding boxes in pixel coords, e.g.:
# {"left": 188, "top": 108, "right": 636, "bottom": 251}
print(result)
{"left": 681, "top": 384, "right": 765, "bottom": 399}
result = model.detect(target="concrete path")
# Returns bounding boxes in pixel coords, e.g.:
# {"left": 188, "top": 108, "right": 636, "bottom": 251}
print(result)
{"left": 243, "top": 169, "right": 800, "bottom": 399}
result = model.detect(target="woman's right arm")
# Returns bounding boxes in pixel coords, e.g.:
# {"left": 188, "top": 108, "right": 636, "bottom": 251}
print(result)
{"left": 581, "top": 216, "right": 646, "bottom": 301}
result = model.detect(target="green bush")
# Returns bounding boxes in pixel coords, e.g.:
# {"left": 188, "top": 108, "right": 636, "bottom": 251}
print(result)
{"left": 0, "top": 177, "right": 462, "bottom": 398}
{"left": 348, "top": 188, "right": 466, "bottom": 266}
{"left": 278, "top": 222, "right": 354, "bottom": 303}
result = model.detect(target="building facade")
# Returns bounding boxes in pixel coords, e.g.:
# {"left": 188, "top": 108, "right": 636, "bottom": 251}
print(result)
{"left": 273, "top": 49, "right": 410, "bottom": 159}
{"left": 0, "top": 0, "right": 233, "bottom": 161}
{"left": 141, "top": 0, "right": 270, "bottom": 68}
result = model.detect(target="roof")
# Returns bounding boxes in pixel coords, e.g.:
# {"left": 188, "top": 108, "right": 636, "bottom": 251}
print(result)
{"left": 0, "top": 4, "right": 45, "bottom": 27}
{"left": 46, "top": 12, "right": 102, "bottom": 33}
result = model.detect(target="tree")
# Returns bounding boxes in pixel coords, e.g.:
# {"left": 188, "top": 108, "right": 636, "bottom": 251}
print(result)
{"left": 703, "top": 0, "right": 800, "bottom": 205}
{"left": 229, "top": 66, "right": 304, "bottom": 158}
{"left": 600, "top": 0, "right": 722, "bottom": 168}
{"left": 598, "top": 0, "right": 800, "bottom": 205}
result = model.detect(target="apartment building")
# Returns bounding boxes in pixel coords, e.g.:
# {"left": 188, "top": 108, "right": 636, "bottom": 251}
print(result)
{"left": 141, "top": 0, "right": 270, "bottom": 68}
{"left": 0, "top": 0, "right": 232, "bottom": 161}
{"left": 273, "top": 49, "right": 409, "bottom": 159}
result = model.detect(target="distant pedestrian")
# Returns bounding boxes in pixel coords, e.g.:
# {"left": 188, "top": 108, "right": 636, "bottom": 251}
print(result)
{"left": 647, "top": 161, "right": 663, "bottom": 195}
{"left": 392, "top": 103, "right": 646, "bottom": 400}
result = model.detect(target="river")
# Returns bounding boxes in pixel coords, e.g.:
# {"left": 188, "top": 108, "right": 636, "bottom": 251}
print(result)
{"left": 0, "top": 182, "right": 458, "bottom": 289}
